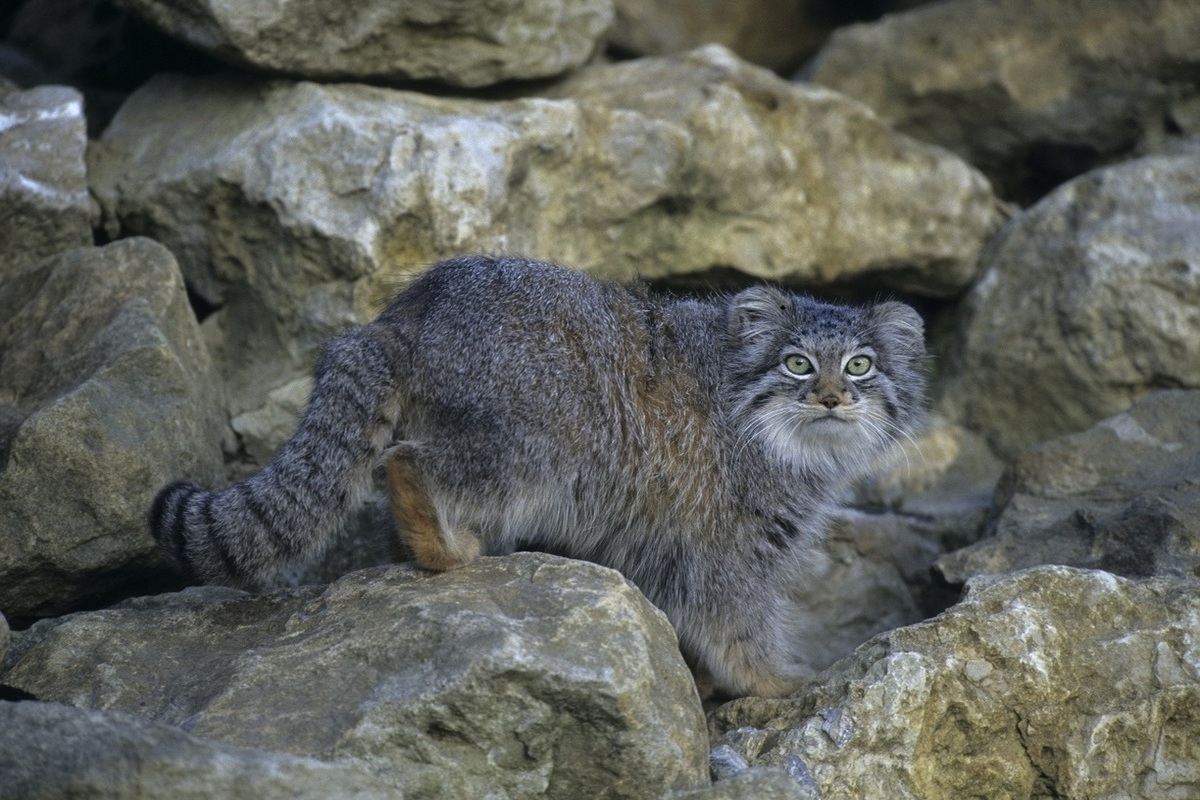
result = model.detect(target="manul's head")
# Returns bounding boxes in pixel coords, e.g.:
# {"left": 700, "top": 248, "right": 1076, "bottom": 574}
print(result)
{"left": 723, "top": 287, "right": 926, "bottom": 479}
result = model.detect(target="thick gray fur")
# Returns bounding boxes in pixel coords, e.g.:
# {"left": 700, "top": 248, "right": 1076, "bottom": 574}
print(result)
{"left": 151, "top": 255, "right": 926, "bottom": 697}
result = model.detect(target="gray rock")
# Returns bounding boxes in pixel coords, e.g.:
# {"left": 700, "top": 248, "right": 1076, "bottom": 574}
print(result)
{"left": 2, "top": 553, "right": 710, "bottom": 799}
{"left": 114, "top": 0, "right": 613, "bottom": 88}
{"left": 0, "top": 701, "right": 400, "bottom": 800}
{"left": 0, "top": 610, "right": 7, "bottom": 666}
{"left": 0, "top": 84, "right": 91, "bottom": 277}
{"left": 944, "top": 155, "right": 1200, "bottom": 457}
{"left": 546, "top": 47, "right": 1004, "bottom": 297}
{"left": 804, "top": 0, "right": 1200, "bottom": 201}
{"left": 672, "top": 766, "right": 812, "bottom": 799}
{"left": 939, "top": 390, "right": 1200, "bottom": 585}
{"left": 710, "top": 566, "right": 1200, "bottom": 800}
{"left": 609, "top": 0, "right": 828, "bottom": 71}
{"left": 0, "top": 705, "right": 405, "bottom": 796}
{"left": 89, "top": 49, "right": 1003, "bottom": 446}
{"left": 0, "top": 239, "right": 225, "bottom": 623}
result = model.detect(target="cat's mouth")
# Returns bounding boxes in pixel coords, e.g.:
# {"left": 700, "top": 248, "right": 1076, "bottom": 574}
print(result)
{"left": 810, "top": 410, "right": 852, "bottom": 424}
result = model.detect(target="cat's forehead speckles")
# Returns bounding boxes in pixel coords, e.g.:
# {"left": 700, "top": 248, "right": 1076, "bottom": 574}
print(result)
{"left": 788, "top": 297, "right": 869, "bottom": 346}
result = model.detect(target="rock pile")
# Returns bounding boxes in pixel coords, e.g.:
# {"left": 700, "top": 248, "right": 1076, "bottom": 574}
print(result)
{"left": 3, "top": 554, "right": 710, "bottom": 799}
{"left": 805, "top": 0, "right": 1200, "bottom": 203}
{"left": 2, "top": 0, "right": 1199, "bottom": 798}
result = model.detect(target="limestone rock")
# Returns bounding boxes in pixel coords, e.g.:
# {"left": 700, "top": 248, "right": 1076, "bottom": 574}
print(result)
{"left": 114, "top": 0, "right": 613, "bottom": 88}
{"left": 939, "top": 390, "right": 1200, "bottom": 585}
{"left": 0, "top": 84, "right": 90, "bottom": 277}
{"left": 710, "top": 566, "right": 1200, "bottom": 800}
{"left": 671, "top": 767, "right": 809, "bottom": 799}
{"left": 0, "top": 239, "right": 225, "bottom": 624}
{"left": 2, "top": 553, "right": 710, "bottom": 799}
{"left": 228, "top": 376, "right": 312, "bottom": 468}
{"left": 943, "top": 155, "right": 1200, "bottom": 457}
{"left": 804, "top": 0, "right": 1200, "bottom": 201}
{"left": 545, "top": 47, "right": 1003, "bottom": 296}
{"left": 609, "top": 0, "right": 826, "bottom": 71}
{"left": 0, "top": 701, "right": 400, "bottom": 800}
{"left": 89, "top": 48, "right": 1003, "bottom": 434}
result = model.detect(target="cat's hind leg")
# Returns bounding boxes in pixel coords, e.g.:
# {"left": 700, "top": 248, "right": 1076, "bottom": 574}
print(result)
{"left": 386, "top": 457, "right": 480, "bottom": 570}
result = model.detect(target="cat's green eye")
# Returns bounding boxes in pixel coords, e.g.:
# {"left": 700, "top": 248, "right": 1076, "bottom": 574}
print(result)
{"left": 845, "top": 355, "right": 872, "bottom": 376}
{"left": 783, "top": 354, "right": 814, "bottom": 376}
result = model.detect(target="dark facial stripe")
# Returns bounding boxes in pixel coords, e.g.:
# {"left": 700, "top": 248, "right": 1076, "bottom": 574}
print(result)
{"left": 748, "top": 389, "right": 777, "bottom": 411}
{"left": 763, "top": 514, "right": 800, "bottom": 550}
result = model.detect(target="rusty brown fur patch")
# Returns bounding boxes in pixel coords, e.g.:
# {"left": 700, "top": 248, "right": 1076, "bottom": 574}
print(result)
{"left": 386, "top": 457, "right": 478, "bottom": 571}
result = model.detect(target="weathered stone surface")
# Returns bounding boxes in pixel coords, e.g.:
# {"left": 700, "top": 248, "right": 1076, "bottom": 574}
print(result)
{"left": 0, "top": 84, "right": 90, "bottom": 276}
{"left": 672, "top": 766, "right": 809, "bottom": 799}
{"left": 710, "top": 566, "right": 1200, "bottom": 800}
{"left": 89, "top": 48, "right": 1003, "bottom": 441}
{"left": 2, "top": 553, "right": 710, "bottom": 799}
{"left": 228, "top": 376, "right": 312, "bottom": 469}
{"left": 609, "top": 0, "right": 826, "bottom": 71}
{"left": 115, "top": 0, "right": 613, "bottom": 88}
{"left": 0, "top": 701, "right": 400, "bottom": 800}
{"left": 546, "top": 47, "right": 1004, "bottom": 296}
{"left": 0, "top": 610, "right": 8, "bottom": 666}
{"left": 0, "top": 239, "right": 225, "bottom": 623}
{"left": 804, "top": 0, "right": 1200, "bottom": 201}
{"left": 608, "top": 0, "right": 936, "bottom": 71}
{"left": 939, "top": 390, "right": 1200, "bottom": 585}
{"left": 943, "top": 155, "right": 1200, "bottom": 457}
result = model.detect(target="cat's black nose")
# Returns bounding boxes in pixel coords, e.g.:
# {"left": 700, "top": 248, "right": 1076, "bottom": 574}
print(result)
{"left": 819, "top": 395, "right": 841, "bottom": 409}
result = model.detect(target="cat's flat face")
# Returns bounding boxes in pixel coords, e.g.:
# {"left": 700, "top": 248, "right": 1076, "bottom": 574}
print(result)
{"left": 725, "top": 288, "right": 926, "bottom": 477}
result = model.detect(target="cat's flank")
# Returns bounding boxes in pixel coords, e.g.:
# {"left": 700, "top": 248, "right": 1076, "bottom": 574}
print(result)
{"left": 151, "top": 256, "right": 926, "bottom": 698}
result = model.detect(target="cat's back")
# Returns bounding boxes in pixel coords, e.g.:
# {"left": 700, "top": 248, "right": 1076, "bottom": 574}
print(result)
{"left": 379, "top": 256, "right": 631, "bottom": 342}
{"left": 377, "top": 256, "right": 684, "bottom": 412}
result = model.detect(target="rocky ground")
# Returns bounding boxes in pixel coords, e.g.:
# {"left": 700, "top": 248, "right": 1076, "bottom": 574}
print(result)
{"left": 2, "top": 1, "right": 1199, "bottom": 798}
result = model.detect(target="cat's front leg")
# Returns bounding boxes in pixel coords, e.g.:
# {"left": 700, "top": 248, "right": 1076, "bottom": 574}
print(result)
{"left": 683, "top": 590, "right": 813, "bottom": 698}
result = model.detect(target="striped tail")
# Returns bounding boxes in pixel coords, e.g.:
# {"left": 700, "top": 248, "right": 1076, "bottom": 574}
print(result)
{"left": 150, "top": 323, "right": 404, "bottom": 586}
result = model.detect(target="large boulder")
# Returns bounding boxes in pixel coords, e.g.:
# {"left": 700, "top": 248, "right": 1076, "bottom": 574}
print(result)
{"left": 942, "top": 155, "right": 1200, "bottom": 457}
{"left": 1, "top": 553, "right": 710, "bottom": 799}
{"left": 0, "top": 701, "right": 400, "bottom": 800}
{"left": 609, "top": 0, "right": 826, "bottom": 71}
{"left": 670, "top": 767, "right": 809, "bottom": 800}
{"left": 89, "top": 47, "right": 1004, "bottom": 454}
{"left": 0, "top": 239, "right": 225, "bottom": 624}
{"left": 804, "top": 0, "right": 1200, "bottom": 201}
{"left": 544, "top": 47, "right": 1003, "bottom": 297}
{"left": 0, "top": 84, "right": 91, "bottom": 277}
{"left": 711, "top": 566, "right": 1200, "bottom": 800}
{"left": 113, "top": 0, "right": 614, "bottom": 88}
{"left": 939, "top": 390, "right": 1200, "bottom": 585}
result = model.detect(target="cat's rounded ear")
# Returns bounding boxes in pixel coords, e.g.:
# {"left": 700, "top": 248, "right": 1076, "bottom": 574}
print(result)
{"left": 730, "top": 286, "right": 791, "bottom": 341}
{"left": 869, "top": 301, "right": 925, "bottom": 352}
